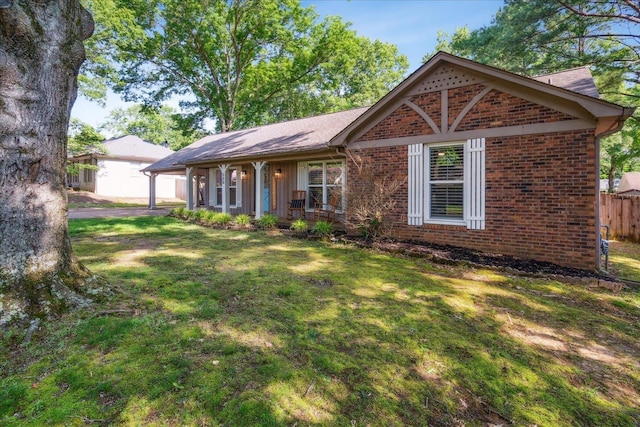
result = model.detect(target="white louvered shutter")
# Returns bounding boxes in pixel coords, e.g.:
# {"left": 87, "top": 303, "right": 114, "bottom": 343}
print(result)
{"left": 297, "top": 162, "right": 309, "bottom": 209}
{"left": 465, "top": 138, "right": 486, "bottom": 230}
{"left": 235, "top": 167, "right": 242, "bottom": 207}
{"left": 408, "top": 144, "right": 424, "bottom": 225}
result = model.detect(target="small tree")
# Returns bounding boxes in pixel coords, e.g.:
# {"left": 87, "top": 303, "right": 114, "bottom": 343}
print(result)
{"left": 67, "top": 119, "right": 106, "bottom": 178}
{"left": 344, "top": 151, "right": 406, "bottom": 240}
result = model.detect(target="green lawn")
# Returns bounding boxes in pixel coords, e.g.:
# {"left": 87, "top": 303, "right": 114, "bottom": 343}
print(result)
{"left": 609, "top": 240, "right": 640, "bottom": 282}
{"left": 2, "top": 217, "right": 639, "bottom": 426}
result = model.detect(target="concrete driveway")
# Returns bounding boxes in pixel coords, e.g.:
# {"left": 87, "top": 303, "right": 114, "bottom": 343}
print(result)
{"left": 68, "top": 206, "right": 174, "bottom": 220}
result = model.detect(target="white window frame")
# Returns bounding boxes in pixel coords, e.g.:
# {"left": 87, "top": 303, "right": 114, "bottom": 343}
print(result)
{"left": 297, "top": 160, "right": 346, "bottom": 212}
{"left": 408, "top": 139, "right": 485, "bottom": 230}
{"left": 213, "top": 166, "right": 239, "bottom": 208}
{"left": 424, "top": 142, "right": 466, "bottom": 226}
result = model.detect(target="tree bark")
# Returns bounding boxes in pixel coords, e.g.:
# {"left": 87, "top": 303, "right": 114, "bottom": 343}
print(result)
{"left": 0, "top": 0, "right": 102, "bottom": 328}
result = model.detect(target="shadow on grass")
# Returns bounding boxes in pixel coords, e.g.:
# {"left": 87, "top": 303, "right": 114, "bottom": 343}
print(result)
{"left": 2, "top": 217, "right": 639, "bottom": 426}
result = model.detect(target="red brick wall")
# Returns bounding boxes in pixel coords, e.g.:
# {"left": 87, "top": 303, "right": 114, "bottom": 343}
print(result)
{"left": 348, "top": 85, "right": 598, "bottom": 270}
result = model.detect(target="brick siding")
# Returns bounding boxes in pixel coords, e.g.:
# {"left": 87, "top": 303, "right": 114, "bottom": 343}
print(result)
{"left": 348, "top": 85, "right": 597, "bottom": 270}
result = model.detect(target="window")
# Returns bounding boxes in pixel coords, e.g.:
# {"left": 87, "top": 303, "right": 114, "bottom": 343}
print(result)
{"left": 213, "top": 167, "right": 238, "bottom": 207}
{"left": 298, "top": 160, "right": 345, "bottom": 210}
{"left": 408, "top": 138, "right": 485, "bottom": 229}
{"left": 426, "top": 143, "right": 464, "bottom": 222}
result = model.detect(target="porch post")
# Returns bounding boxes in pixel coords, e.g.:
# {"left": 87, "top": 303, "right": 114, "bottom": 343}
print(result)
{"left": 148, "top": 172, "right": 158, "bottom": 210}
{"left": 186, "top": 167, "right": 195, "bottom": 209}
{"left": 219, "top": 164, "right": 230, "bottom": 213}
{"left": 252, "top": 161, "right": 267, "bottom": 219}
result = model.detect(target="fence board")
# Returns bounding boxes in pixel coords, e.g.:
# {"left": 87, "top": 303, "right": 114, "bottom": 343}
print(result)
{"left": 600, "top": 193, "right": 640, "bottom": 242}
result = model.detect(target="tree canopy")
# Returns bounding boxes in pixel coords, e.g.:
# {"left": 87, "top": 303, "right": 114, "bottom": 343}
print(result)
{"left": 429, "top": 0, "right": 639, "bottom": 183}
{"left": 82, "top": 0, "right": 409, "bottom": 133}
{"left": 99, "top": 105, "right": 206, "bottom": 150}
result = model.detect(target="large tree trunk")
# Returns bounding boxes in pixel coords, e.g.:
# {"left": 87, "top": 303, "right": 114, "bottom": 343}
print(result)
{"left": 0, "top": 1, "right": 101, "bottom": 328}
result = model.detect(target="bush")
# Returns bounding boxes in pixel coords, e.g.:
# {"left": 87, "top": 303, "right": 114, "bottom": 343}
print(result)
{"left": 234, "top": 214, "right": 251, "bottom": 227}
{"left": 312, "top": 220, "right": 333, "bottom": 237}
{"left": 202, "top": 210, "right": 218, "bottom": 224}
{"left": 290, "top": 218, "right": 308, "bottom": 234}
{"left": 212, "top": 213, "right": 232, "bottom": 225}
{"left": 257, "top": 214, "right": 278, "bottom": 229}
{"left": 185, "top": 209, "right": 197, "bottom": 220}
{"left": 171, "top": 207, "right": 186, "bottom": 219}
{"left": 194, "top": 209, "right": 209, "bottom": 222}
{"left": 344, "top": 153, "right": 405, "bottom": 239}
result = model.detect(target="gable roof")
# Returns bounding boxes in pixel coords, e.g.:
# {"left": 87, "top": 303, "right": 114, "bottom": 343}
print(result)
{"left": 329, "top": 51, "right": 634, "bottom": 146}
{"left": 533, "top": 67, "right": 600, "bottom": 98}
{"left": 101, "top": 135, "right": 174, "bottom": 161}
{"left": 69, "top": 135, "right": 175, "bottom": 162}
{"left": 143, "top": 107, "right": 368, "bottom": 173}
{"left": 617, "top": 172, "right": 640, "bottom": 194}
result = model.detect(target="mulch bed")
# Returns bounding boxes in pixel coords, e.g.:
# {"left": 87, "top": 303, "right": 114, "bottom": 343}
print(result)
{"left": 340, "top": 236, "right": 614, "bottom": 281}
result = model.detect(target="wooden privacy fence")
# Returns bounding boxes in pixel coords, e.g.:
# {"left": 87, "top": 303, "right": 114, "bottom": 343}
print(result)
{"left": 600, "top": 193, "right": 640, "bottom": 242}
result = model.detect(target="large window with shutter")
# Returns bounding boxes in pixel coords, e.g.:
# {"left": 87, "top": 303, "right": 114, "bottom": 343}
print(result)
{"left": 408, "top": 138, "right": 485, "bottom": 229}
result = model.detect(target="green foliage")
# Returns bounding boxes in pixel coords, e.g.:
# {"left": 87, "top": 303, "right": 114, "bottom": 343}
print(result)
{"left": 66, "top": 119, "right": 106, "bottom": 175}
{"left": 193, "top": 209, "right": 209, "bottom": 222}
{"left": 257, "top": 214, "right": 278, "bottom": 229}
{"left": 311, "top": 220, "right": 333, "bottom": 236}
{"left": 171, "top": 207, "right": 186, "bottom": 219}
{"left": 202, "top": 212, "right": 233, "bottom": 226}
{"left": 427, "top": 0, "right": 640, "bottom": 181}
{"left": 99, "top": 105, "right": 205, "bottom": 150}
{"left": 83, "top": 0, "right": 408, "bottom": 132}
{"left": 289, "top": 218, "right": 308, "bottom": 234}
{"left": 234, "top": 214, "right": 251, "bottom": 227}
{"left": 0, "top": 379, "right": 28, "bottom": 417}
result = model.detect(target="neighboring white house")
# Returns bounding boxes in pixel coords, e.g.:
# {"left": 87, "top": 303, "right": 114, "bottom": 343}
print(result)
{"left": 617, "top": 172, "right": 640, "bottom": 196}
{"left": 68, "top": 135, "right": 181, "bottom": 199}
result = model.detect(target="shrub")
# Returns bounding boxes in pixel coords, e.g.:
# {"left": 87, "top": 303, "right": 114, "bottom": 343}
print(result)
{"left": 257, "top": 214, "right": 278, "bottom": 229}
{"left": 185, "top": 209, "right": 197, "bottom": 220}
{"left": 194, "top": 209, "right": 209, "bottom": 222}
{"left": 202, "top": 210, "right": 219, "bottom": 224}
{"left": 290, "top": 218, "right": 308, "bottom": 234}
{"left": 171, "top": 207, "right": 186, "bottom": 218}
{"left": 312, "top": 220, "right": 333, "bottom": 237}
{"left": 212, "top": 213, "right": 232, "bottom": 225}
{"left": 344, "top": 152, "right": 406, "bottom": 239}
{"left": 234, "top": 214, "right": 251, "bottom": 227}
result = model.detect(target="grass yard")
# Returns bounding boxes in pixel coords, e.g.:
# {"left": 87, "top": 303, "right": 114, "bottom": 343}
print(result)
{"left": 609, "top": 240, "right": 640, "bottom": 282}
{"left": 2, "top": 217, "right": 639, "bottom": 426}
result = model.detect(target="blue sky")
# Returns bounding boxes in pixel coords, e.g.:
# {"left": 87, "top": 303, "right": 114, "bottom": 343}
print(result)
{"left": 72, "top": 0, "right": 504, "bottom": 133}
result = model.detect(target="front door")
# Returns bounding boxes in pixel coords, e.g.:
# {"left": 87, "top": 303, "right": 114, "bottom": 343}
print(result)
{"left": 254, "top": 164, "right": 270, "bottom": 213}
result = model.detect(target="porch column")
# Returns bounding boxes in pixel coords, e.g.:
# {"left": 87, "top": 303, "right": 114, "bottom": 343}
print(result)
{"left": 252, "top": 161, "right": 267, "bottom": 219}
{"left": 219, "top": 164, "right": 230, "bottom": 213}
{"left": 148, "top": 172, "right": 158, "bottom": 210}
{"left": 186, "top": 167, "right": 195, "bottom": 209}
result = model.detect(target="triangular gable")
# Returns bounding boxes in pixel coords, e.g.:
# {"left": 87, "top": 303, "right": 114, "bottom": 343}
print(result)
{"left": 329, "top": 52, "right": 634, "bottom": 147}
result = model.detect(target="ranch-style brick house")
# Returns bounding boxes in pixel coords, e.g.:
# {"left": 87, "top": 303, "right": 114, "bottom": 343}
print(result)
{"left": 144, "top": 52, "right": 634, "bottom": 271}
